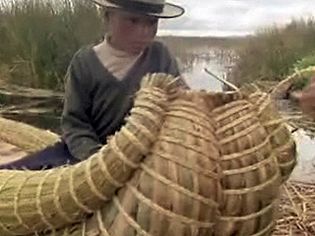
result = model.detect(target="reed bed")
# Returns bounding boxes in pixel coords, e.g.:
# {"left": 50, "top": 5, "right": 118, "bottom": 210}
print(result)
{"left": 274, "top": 181, "right": 315, "bottom": 236}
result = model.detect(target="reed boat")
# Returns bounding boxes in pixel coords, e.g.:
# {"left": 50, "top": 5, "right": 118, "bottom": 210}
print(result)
{"left": 0, "top": 72, "right": 312, "bottom": 236}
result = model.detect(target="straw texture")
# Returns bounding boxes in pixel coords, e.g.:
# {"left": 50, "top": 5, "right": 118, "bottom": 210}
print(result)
{"left": 274, "top": 181, "right": 315, "bottom": 235}
{"left": 209, "top": 92, "right": 281, "bottom": 236}
{"left": 0, "top": 117, "right": 60, "bottom": 153}
{"left": 248, "top": 92, "right": 297, "bottom": 182}
{"left": 44, "top": 91, "right": 294, "bottom": 236}
{"left": 41, "top": 90, "right": 221, "bottom": 236}
{"left": 0, "top": 73, "right": 175, "bottom": 235}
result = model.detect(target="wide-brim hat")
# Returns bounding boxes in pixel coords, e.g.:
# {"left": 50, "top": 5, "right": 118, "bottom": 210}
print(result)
{"left": 92, "top": 0, "right": 185, "bottom": 18}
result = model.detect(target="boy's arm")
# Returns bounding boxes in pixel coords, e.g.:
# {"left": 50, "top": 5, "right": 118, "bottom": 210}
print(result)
{"left": 61, "top": 57, "right": 102, "bottom": 160}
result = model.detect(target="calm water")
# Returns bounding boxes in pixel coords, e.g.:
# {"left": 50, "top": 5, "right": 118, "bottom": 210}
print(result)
{"left": 291, "top": 130, "right": 315, "bottom": 182}
{"left": 178, "top": 47, "right": 233, "bottom": 91}
{"left": 181, "top": 57, "right": 225, "bottom": 91}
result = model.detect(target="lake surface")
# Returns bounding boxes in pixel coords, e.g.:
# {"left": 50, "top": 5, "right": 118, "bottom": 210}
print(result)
{"left": 181, "top": 57, "right": 225, "bottom": 91}
{"left": 291, "top": 130, "right": 315, "bottom": 183}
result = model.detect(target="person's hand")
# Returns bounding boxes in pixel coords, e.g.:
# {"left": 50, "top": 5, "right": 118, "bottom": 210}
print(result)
{"left": 299, "top": 76, "right": 315, "bottom": 119}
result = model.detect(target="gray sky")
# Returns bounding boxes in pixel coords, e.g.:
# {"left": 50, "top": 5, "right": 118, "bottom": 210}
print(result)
{"left": 158, "top": 0, "right": 315, "bottom": 36}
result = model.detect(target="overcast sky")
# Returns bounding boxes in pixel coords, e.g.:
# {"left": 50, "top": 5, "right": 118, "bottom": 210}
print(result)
{"left": 158, "top": 0, "right": 315, "bottom": 37}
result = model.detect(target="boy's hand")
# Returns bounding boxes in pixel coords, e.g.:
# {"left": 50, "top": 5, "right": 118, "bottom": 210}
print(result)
{"left": 299, "top": 77, "right": 315, "bottom": 119}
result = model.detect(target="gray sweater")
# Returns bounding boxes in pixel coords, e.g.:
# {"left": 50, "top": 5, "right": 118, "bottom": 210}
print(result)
{"left": 61, "top": 41, "right": 183, "bottom": 160}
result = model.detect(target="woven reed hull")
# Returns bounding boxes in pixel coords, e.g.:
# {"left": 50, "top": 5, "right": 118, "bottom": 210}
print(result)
{"left": 211, "top": 96, "right": 281, "bottom": 236}
{"left": 248, "top": 92, "right": 297, "bottom": 182}
{"left": 0, "top": 74, "right": 175, "bottom": 236}
{"left": 96, "top": 93, "right": 222, "bottom": 236}
{"left": 48, "top": 92, "right": 222, "bottom": 236}
{"left": 47, "top": 92, "right": 294, "bottom": 236}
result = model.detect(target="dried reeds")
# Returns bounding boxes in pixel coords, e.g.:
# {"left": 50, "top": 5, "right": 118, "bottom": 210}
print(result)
{"left": 248, "top": 92, "right": 297, "bottom": 182}
{"left": 212, "top": 92, "right": 281, "bottom": 235}
{"left": 0, "top": 117, "right": 59, "bottom": 153}
{"left": 274, "top": 181, "right": 315, "bottom": 235}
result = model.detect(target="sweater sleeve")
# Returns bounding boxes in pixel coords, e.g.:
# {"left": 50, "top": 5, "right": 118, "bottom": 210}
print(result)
{"left": 61, "top": 52, "right": 102, "bottom": 160}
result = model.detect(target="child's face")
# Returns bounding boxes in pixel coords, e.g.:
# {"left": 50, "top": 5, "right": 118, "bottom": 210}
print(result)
{"left": 108, "top": 9, "right": 159, "bottom": 55}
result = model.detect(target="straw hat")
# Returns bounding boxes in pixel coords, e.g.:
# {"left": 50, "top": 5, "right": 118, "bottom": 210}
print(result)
{"left": 92, "top": 0, "right": 185, "bottom": 18}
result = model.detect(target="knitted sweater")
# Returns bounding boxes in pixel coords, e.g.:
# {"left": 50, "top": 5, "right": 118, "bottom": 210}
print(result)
{"left": 61, "top": 41, "right": 182, "bottom": 160}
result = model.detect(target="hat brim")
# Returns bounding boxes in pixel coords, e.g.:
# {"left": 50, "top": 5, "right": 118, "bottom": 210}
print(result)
{"left": 92, "top": 0, "right": 184, "bottom": 18}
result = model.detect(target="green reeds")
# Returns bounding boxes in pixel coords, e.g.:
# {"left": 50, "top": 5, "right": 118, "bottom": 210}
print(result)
{"left": 0, "top": 0, "right": 103, "bottom": 90}
{"left": 229, "top": 18, "right": 315, "bottom": 86}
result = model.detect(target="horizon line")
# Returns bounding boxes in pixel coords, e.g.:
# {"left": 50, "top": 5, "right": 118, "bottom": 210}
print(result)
{"left": 157, "top": 29, "right": 254, "bottom": 38}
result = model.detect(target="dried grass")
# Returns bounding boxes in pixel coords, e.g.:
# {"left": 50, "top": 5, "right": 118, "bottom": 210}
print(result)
{"left": 274, "top": 181, "right": 315, "bottom": 236}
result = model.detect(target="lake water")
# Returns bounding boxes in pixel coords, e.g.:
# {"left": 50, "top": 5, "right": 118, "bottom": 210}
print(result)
{"left": 290, "top": 130, "right": 315, "bottom": 182}
{"left": 181, "top": 57, "right": 224, "bottom": 91}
